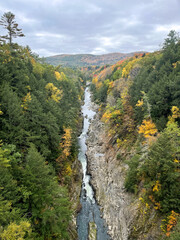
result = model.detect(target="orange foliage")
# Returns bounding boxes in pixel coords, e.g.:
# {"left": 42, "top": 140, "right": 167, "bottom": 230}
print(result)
{"left": 166, "top": 211, "right": 179, "bottom": 237}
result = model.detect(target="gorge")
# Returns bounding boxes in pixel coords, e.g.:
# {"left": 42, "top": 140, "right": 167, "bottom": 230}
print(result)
{"left": 77, "top": 86, "right": 110, "bottom": 240}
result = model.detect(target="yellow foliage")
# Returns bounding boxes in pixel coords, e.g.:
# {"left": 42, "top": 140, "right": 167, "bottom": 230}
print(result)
{"left": 172, "top": 61, "right": 180, "bottom": 68}
{"left": 92, "top": 77, "right": 98, "bottom": 86}
{"left": 55, "top": 71, "right": 61, "bottom": 80}
{"left": 153, "top": 180, "right": 161, "bottom": 192}
{"left": 21, "top": 92, "right": 32, "bottom": 110}
{"left": 0, "top": 221, "right": 31, "bottom": 240}
{"left": 102, "top": 108, "right": 121, "bottom": 124}
{"left": 55, "top": 72, "right": 68, "bottom": 81}
{"left": 112, "top": 109, "right": 121, "bottom": 117}
{"left": 167, "top": 106, "right": 180, "bottom": 125}
{"left": 65, "top": 164, "right": 72, "bottom": 176}
{"left": 145, "top": 203, "right": 150, "bottom": 209}
{"left": 102, "top": 110, "right": 111, "bottom": 123}
{"left": 154, "top": 202, "right": 161, "bottom": 210}
{"left": 122, "top": 57, "right": 141, "bottom": 78}
{"left": 122, "top": 67, "right": 128, "bottom": 78}
{"left": 117, "top": 138, "right": 123, "bottom": 147}
{"left": 60, "top": 128, "right": 72, "bottom": 159}
{"left": 136, "top": 99, "right": 144, "bottom": 107}
{"left": 25, "top": 85, "right": 31, "bottom": 91}
{"left": 0, "top": 104, "right": 3, "bottom": 115}
{"left": 138, "top": 197, "right": 151, "bottom": 216}
{"left": 149, "top": 195, "right": 161, "bottom": 210}
{"left": 30, "top": 57, "right": 36, "bottom": 66}
{"left": 92, "top": 75, "right": 104, "bottom": 90}
{"left": 108, "top": 81, "right": 114, "bottom": 88}
{"left": 60, "top": 72, "right": 68, "bottom": 81}
{"left": 171, "top": 106, "right": 180, "bottom": 119}
{"left": 96, "top": 81, "right": 102, "bottom": 89}
{"left": 139, "top": 197, "right": 144, "bottom": 202}
{"left": 138, "top": 119, "right": 158, "bottom": 139}
{"left": 45, "top": 83, "right": 63, "bottom": 102}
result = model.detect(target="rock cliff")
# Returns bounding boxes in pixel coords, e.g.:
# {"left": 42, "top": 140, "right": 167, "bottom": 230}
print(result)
{"left": 86, "top": 104, "right": 162, "bottom": 240}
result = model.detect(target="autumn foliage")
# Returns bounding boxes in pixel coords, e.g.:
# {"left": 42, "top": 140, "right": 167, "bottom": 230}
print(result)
{"left": 138, "top": 119, "right": 157, "bottom": 140}
{"left": 45, "top": 82, "right": 63, "bottom": 102}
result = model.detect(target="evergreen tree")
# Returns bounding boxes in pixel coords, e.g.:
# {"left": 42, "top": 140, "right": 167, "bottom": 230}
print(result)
{"left": 0, "top": 12, "right": 25, "bottom": 45}
{"left": 23, "top": 145, "right": 71, "bottom": 238}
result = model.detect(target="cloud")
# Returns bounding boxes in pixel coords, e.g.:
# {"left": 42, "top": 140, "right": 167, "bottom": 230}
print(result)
{"left": 155, "top": 24, "right": 180, "bottom": 33}
{"left": 0, "top": 0, "right": 179, "bottom": 56}
{"left": 91, "top": 47, "right": 107, "bottom": 55}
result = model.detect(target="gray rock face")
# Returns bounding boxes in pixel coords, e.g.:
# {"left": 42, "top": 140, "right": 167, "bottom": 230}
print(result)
{"left": 86, "top": 101, "right": 163, "bottom": 240}
{"left": 86, "top": 106, "right": 138, "bottom": 240}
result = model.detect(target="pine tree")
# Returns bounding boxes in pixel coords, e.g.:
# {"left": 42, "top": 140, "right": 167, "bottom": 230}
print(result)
{"left": 0, "top": 12, "right": 25, "bottom": 45}
{"left": 23, "top": 145, "right": 71, "bottom": 238}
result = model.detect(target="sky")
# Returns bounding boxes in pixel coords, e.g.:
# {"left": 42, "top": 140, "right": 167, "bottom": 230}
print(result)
{"left": 0, "top": 0, "right": 180, "bottom": 57}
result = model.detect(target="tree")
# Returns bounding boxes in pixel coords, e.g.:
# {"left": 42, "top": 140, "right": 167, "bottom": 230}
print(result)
{"left": 163, "top": 30, "right": 179, "bottom": 50}
{"left": 0, "top": 221, "right": 32, "bottom": 240}
{"left": 0, "top": 12, "right": 25, "bottom": 45}
{"left": 23, "top": 145, "right": 71, "bottom": 238}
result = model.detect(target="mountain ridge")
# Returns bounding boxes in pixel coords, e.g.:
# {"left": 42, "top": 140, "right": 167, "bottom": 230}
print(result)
{"left": 45, "top": 52, "right": 145, "bottom": 67}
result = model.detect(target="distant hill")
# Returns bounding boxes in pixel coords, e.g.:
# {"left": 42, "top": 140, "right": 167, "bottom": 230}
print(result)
{"left": 45, "top": 52, "right": 145, "bottom": 67}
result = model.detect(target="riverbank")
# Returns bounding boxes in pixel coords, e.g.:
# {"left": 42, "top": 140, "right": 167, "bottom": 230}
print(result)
{"left": 86, "top": 104, "right": 131, "bottom": 240}
{"left": 86, "top": 103, "right": 162, "bottom": 240}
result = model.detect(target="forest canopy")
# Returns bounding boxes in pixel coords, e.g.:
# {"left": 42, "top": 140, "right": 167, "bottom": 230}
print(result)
{"left": 0, "top": 14, "right": 86, "bottom": 238}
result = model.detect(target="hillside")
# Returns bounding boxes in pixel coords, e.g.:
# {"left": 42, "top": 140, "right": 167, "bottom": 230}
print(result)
{"left": 89, "top": 30, "right": 180, "bottom": 239}
{"left": 0, "top": 43, "right": 84, "bottom": 239}
{"left": 45, "top": 52, "right": 145, "bottom": 67}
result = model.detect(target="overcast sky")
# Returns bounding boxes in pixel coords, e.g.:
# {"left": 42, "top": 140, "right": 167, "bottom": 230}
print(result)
{"left": 0, "top": 0, "right": 180, "bottom": 57}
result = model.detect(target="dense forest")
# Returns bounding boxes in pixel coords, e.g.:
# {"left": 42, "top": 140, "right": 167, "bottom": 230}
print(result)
{"left": 90, "top": 31, "right": 180, "bottom": 239}
{"left": 0, "top": 39, "right": 86, "bottom": 238}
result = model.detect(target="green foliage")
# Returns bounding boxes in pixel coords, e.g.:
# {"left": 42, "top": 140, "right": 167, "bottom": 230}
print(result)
{"left": 125, "top": 120, "right": 180, "bottom": 213}
{"left": 95, "top": 83, "right": 108, "bottom": 103}
{"left": 125, "top": 154, "right": 140, "bottom": 193}
{"left": 92, "top": 32, "right": 180, "bottom": 218}
{"left": 0, "top": 12, "right": 25, "bottom": 45}
{"left": 142, "top": 131, "right": 180, "bottom": 212}
{"left": 130, "top": 31, "right": 180, "bottom": 130}
{"left": 23, "top": 145, "right": 71, "bottom": 238}
{"left": 0, "top": 42, "right": 84, "bottom": 238}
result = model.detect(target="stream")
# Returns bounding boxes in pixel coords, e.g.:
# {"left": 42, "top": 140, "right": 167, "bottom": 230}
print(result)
{"left": 77, "top": 86, "right": 110, "bottom": 240}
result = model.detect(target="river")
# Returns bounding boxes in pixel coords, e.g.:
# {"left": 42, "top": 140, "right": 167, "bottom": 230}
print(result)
{"left": 76, "top": 86, "right": 110, "bottom": 240}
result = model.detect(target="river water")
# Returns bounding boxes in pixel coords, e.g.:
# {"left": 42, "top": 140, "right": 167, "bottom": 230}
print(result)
{"left": 77, "top": 86, "right": 110, "bottom": 240}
